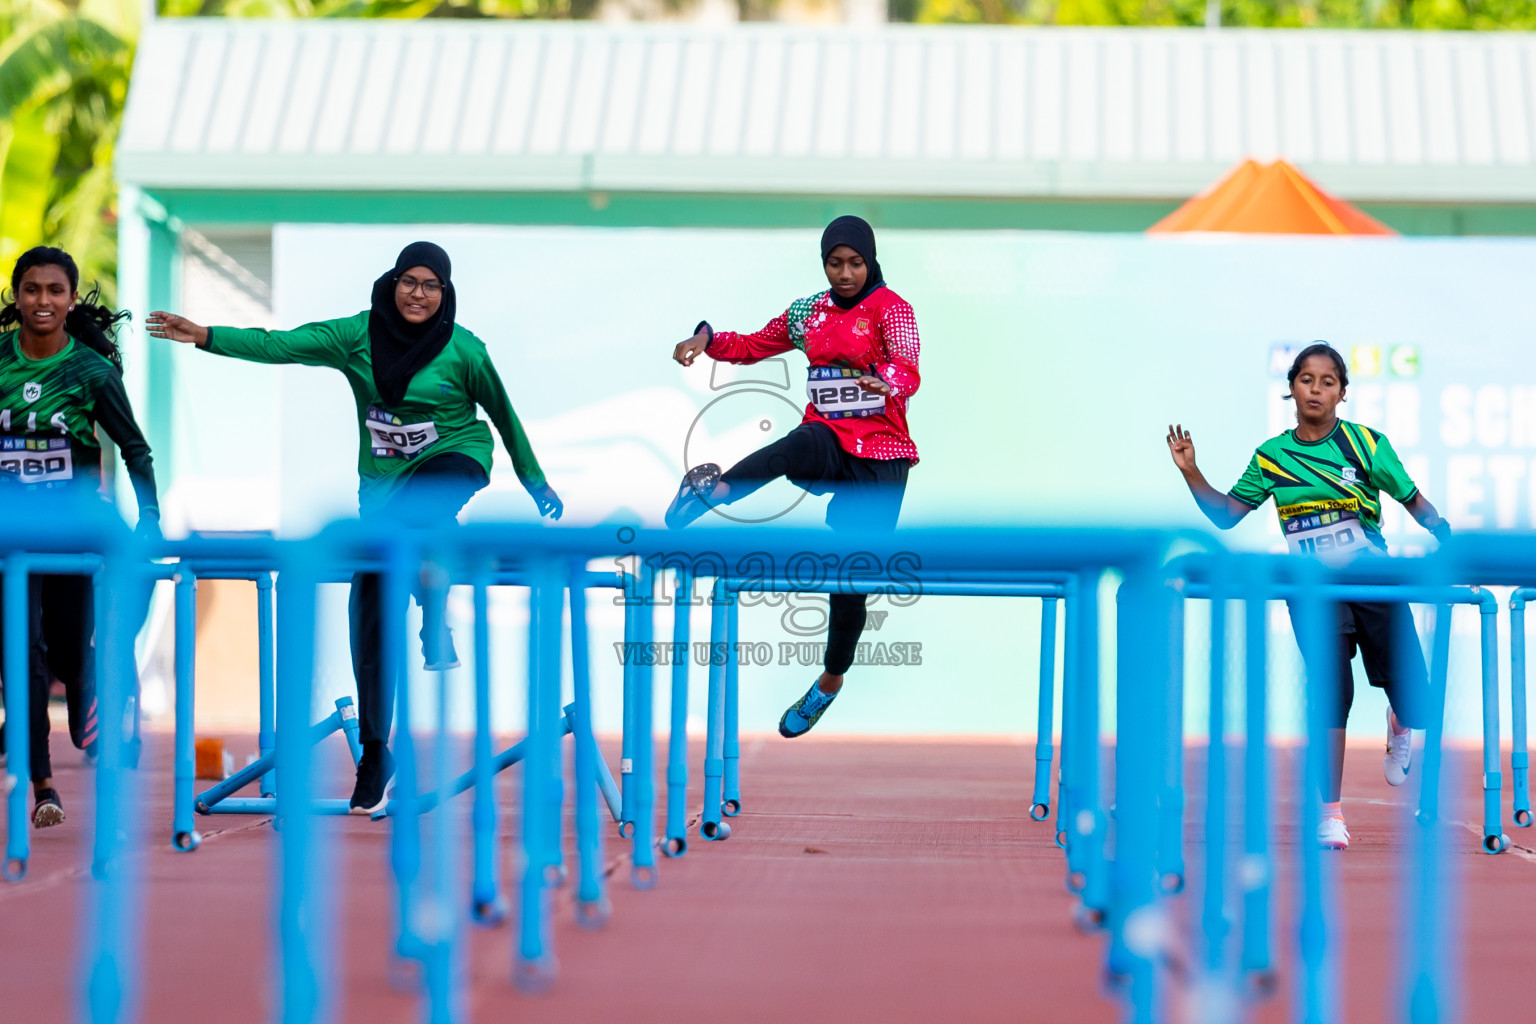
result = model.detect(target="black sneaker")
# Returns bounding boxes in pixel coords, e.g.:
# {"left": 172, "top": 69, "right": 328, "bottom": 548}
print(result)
{"left": 32, "top": 789, "right": 65, "bottom": 828}
{"left": 664, "top": 463, "right": 722, "bottom": 529}
{"left": 349, "top": 745, "right": 395, "bottom": 816}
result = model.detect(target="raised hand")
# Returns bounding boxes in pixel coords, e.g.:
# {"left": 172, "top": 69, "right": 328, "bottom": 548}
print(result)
{"left": 1166, "top": 423, "right": 1199, "bottom": 473}
{"left": 673, "top": 331, "right": 710, "bottom": 367}
{"left": 533, "top": 483, "right": 564, "bottom": 521}
{"left": 145, "top": 312, "right": 209, "bottom": 346}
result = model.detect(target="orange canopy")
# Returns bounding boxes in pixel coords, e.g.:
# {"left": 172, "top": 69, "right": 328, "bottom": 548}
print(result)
{"left": 1148, "top": 159, "right": 1396, "bottom": 236}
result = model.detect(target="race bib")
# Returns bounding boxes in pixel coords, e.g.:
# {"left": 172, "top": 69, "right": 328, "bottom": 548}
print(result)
{"left": 807, "top": 367, "right": 886, "bottom": 420}
{"left": 0, "top": 436, "right": 73, "bottom": 486}
{"left": 366, "top": 406, "right": 439, "bottom": 459}
{"left": 1283, "top": 507, "right": 1365, "bottom": 565}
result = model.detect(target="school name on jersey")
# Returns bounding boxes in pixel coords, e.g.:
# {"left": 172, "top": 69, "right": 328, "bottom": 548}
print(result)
{"left": 0, "top": 408, "right": 68, "bottom": 434}
{"left": 1277, "top": 498, "right": 1361, "bottom": 521}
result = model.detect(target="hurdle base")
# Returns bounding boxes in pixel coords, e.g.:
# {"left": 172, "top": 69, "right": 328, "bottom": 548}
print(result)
{"left": 192, "top": 697, "right": 362, "bottom": 819}
{"left": 375, "top": 712, "right": 584, "bottom": 820}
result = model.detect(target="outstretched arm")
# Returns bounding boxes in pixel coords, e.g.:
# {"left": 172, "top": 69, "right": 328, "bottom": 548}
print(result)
{"left": 146, "top": 311, "right": 354, "bottom": 369}
{"left": 675, "top": 314, "right": 795, "bottom": 368}
{"left": 1404, "top": 493, "right": 1451, "bottom": 541}
{"left": 1167, "top": 424, "right": 1252, "bottom": 530}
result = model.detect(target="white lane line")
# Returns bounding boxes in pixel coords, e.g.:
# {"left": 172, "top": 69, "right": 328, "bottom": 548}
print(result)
{"left": 1344, "top": 797, "right": 1536, "bottom": 863}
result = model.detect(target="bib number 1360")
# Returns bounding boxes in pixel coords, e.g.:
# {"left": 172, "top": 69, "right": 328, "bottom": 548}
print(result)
{"left": 0, "top": 437, "right": 73, "bottom": 485}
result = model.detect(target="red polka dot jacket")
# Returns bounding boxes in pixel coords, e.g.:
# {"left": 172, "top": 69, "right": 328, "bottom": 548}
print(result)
{"left": 704, "top": 286, "right": 921, "bottom": 464}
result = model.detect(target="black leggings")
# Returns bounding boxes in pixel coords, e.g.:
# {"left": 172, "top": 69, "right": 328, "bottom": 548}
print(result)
{"left": 0, "top": 575, "right": 95, "bottom": 782}
{"left": 1288, "top": 601, "right": 1431, "bottom": 731}
{"left": 349, "top": 454, "right": 488, "bottom": 747}
{"left": 720, "top": 423, "right": 908, "bottom": 676}
{"left": 41, "top": 575, "right": 95, "bottom": 750}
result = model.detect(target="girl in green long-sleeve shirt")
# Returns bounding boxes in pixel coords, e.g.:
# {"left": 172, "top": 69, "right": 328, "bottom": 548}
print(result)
{"left": 148, "top": 241, "right": 560, "bottom": 814}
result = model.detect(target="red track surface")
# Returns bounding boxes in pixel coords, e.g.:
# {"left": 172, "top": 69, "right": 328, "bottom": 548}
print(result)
{"left": 0, "top": 735, "right": 1531, "bottom": 1022}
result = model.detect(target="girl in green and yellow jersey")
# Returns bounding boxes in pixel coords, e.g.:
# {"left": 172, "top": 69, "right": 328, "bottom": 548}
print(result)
{"left": 1, "top": 246, "right": 161, "bottom": 829}
{"left": 147, "top": 242, "right": 560, "bottom": 815}
{"left": 1167, "top": 342, "right": 1451, "bottom": 851}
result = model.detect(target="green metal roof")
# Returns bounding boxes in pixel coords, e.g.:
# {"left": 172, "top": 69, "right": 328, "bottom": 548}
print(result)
{"left": 118, "top": 20, "right": 1536, "bottom": 203}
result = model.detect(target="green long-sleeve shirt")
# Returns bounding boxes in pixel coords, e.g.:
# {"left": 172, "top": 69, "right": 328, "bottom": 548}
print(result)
{"left": 1, "top": 329, "right": 160, "bottom": 516}
{"left": 205, "top": 312, "right": 546, "bottom": 514}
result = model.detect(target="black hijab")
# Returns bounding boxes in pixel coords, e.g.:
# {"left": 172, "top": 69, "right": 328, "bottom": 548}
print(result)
{"left": 820, "top": 216, "right": 885, "bottom": 310}
{"left": 369, "top": 241, "right": 456, "bottom": 407}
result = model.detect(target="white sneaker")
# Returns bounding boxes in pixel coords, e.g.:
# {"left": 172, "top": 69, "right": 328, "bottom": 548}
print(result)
{"left": 1384, "top": 707, "right": 1412, "bottom": 787}
{"left": 1317, "top": 816, "right": 1350, "bottom": 850}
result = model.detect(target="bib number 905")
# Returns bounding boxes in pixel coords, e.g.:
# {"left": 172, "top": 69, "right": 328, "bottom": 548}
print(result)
{"left": 366, "top": 407, "right": 439, "bottom": 459}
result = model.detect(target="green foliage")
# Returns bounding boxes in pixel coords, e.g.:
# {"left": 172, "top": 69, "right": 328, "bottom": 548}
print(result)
{"left": 1, "top": 0, "right": 1530, "bottom": 315}
{"left": 910, "top": 0, "right": 1536, "bottom": 27}
{"left": 157, "top": 0, "right": 605, "bottom": 19}
{"left": 0, "top": 0, "right": 135, "bottom": 304}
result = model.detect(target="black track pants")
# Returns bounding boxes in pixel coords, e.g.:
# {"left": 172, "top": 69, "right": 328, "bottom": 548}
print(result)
{"left": 720, "top": 422, "right": 908, "bottom": 676}
{"left": 349, "top": 453, "right": 488, "bottom": 747}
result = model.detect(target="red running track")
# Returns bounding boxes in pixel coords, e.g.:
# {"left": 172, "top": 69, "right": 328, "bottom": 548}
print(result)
{"left": 0, "top": 735, "right": 1531, "bottom": 1023}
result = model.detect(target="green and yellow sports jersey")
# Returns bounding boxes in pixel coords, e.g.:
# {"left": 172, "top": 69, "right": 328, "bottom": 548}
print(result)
{"left": 206, "top": 312, "right": 546, "bottom": 514}
{"left": 0, "top": 330, "right": 158, "bottom": 514}
{"left": 1229, "top": 419, "right": 1417, "bottom": 556}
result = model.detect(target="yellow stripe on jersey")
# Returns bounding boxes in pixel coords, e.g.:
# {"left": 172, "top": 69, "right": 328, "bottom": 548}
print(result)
{"left": 1357, "top": 423, "right": 1379, "bottom": 456}
{"left": 1257, "top": 455, "right": 1303, "bottom": 482}
{"left": 1340, "top": 424, "right": 1368, "bottom": 469}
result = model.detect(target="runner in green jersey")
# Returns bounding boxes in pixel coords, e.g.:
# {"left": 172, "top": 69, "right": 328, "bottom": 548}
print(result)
{"left": 0, "top": 246, "right": 161, "bottom": 829}
{"left": 1167, "top": 342, "right": 1451, "bottom": 851}
{"left": 147, "top": 242, "right": 561, "bottom": 814}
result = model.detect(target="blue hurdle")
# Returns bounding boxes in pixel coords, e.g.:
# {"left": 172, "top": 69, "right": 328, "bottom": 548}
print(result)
{"left": 8, "top": 508, "right": 1513, "bottom": 1024}
{"left": 1505, "top": 588, "right": 1535, "bottom": 829}
{"left": 683, "top": 571, "right": 1070, "bottom": 845}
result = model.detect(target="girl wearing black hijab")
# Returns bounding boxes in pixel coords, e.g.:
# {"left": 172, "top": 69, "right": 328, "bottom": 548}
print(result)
{"left": 666, "top": 216, "right": 921, "bottom": 738}
{"left": 148, "top": 241, "right": 562, "bottom": 813}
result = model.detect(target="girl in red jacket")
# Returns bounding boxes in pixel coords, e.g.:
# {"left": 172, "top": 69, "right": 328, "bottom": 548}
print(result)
{"left": 667, "top": 216, "right": 919, "bottom": 738}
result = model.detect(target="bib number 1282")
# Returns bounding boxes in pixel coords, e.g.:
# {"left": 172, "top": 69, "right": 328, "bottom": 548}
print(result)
{"left": 806, "top": 367, "right": 885, "bottom": 420}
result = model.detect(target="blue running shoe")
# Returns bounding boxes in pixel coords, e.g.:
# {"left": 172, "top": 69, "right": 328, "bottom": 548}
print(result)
{"left": 778, "top": 680, "right": 838, "bottom": 738}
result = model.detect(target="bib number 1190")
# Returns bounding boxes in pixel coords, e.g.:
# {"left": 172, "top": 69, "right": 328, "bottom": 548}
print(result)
{"left": 1284, "top": 511, "right": 1362, "bottom": 562}
{"left": 1292, "top": 527, "right": 1357, "bottom": 555}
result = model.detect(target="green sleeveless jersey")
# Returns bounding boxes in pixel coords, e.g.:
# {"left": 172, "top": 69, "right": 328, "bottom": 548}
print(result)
{"left": 1228, "top": 419, "right": 1417, "bottom": 555}
{"left": 206, "top": 312, "right": 546, "bottom": 513}
{"left": 0, "top": 330, "right": 158, "bottom": 514}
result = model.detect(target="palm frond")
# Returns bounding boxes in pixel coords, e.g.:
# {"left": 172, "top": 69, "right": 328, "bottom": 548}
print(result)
{"left": 0, "top": 16, "right": 131, "bottom": 122}
{"left": 0, "top": 105, "right": 63, "bottom": 269}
